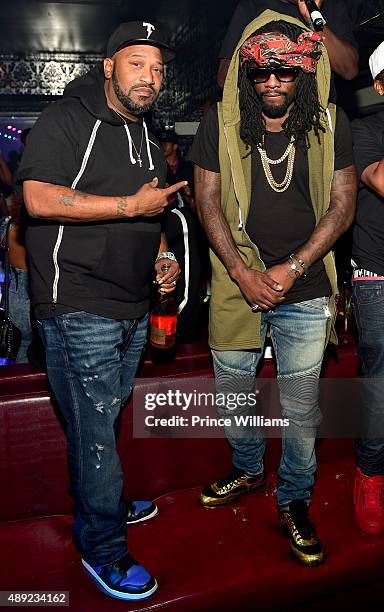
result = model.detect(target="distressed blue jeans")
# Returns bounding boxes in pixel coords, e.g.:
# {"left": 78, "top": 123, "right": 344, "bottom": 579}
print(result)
{"left": 212, "top": 297, "right": 329, "bottom": 507}
{"left": 352, "top": 280, "right": 384, "bottom": 476}
{"left": 37, "top": 311, "right": 148, "bottom": 566}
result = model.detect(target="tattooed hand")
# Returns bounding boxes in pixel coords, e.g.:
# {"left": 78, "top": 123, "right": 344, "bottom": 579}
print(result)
{"left": 235, "top": 265, "right": 284, "bottom": 311}
{"left": 128, "top": 177, "right": 188, "bottom": 217}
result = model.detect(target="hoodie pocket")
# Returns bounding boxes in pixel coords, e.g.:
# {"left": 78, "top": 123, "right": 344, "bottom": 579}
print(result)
{"left": 61, "top": 225, "right": 108, "bottom": 274}
{"left": 88, "top": 222, "right": 160, "bottom": 301}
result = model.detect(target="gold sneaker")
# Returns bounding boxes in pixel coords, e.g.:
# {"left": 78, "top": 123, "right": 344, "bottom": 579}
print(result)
{"left": 279, "top": 500, "right": 324, "bottom": 567}
{"left": 200, "top": 468, "right": 267, "bottom": 507}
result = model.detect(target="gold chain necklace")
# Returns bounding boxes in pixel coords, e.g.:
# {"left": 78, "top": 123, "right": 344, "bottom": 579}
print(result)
{"left": 257, "top": 136, "right": 296, "bottom": 193}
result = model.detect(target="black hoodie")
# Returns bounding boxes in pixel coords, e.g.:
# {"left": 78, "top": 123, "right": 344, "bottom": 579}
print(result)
{"left": 18, "top": 66, "right": 167, "bottom": 320}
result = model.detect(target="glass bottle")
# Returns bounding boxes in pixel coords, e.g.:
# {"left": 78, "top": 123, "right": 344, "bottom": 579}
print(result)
{"left": 149, "top": 264, "right": 177, "bottom": 350}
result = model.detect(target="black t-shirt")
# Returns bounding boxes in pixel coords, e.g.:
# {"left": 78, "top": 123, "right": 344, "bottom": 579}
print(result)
{"left": 189, "top": 103, "right": 354, "bottom": 304}
{"left": 352, "top": 112, "right": 384, "bottom": 275}
{"left": 219, "top": 0, "right": 357, "bottom": 102}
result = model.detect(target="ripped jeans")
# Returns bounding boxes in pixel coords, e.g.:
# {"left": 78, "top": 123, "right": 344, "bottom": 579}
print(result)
{"left": 37, "top": 311, "right": 148, "bottom": 566}
{"left": 212, "top": 297, "right": 329, "bottom": 507}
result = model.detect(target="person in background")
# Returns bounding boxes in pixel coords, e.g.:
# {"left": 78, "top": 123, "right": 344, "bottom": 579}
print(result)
{"left": 0, "top": 200, "right": 32, "bottom": 363}
{"left": 0, "top": 150, "right": 13, "bottom": 218}
{"left": 157, "top": 130, "right": 206, "bottom": 343}
{"left": 0, "top": 149, "right": 13, "bottom": 193}
{"left": 190, "top": 12, "right": 356, "bottom": 566}
{"left": 351, "top": 41, "right": 384, "bottom": 536}
{"left": 159, "top": 130, "right": 195, "bottom": 208}
{"left": 17, "top": 21, "right": 185, "bottom": 600}
{"left": 217, "top": 0, "right": 358, "bottom": 97}
{"left": 0, "top": 139, "right": 34, "bottom": 363}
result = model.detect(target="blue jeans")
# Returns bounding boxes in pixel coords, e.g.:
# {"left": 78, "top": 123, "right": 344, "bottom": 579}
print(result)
{"left": 212, "top": 297, "right": 329, "bottom": 507}
{"left": 352, "top": 281, "right": 384, "bottom": 476}
{"left": 9, "top": 268, "right": 32, "bottom": 363}
{"left": 37, "top": 311, "right": 148, "bottom": 566}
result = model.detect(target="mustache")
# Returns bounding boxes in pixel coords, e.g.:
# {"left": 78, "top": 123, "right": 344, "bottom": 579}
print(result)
{"left": 261, "top": 90, "right": 288, "bottom": 99}
{"left": 131, "top": 84, "right": 156, "bottom": 94}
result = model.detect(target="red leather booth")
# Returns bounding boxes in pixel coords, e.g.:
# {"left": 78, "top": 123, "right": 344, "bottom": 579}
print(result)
{"left": 1, "top": 341, "right": 384, "bottom": 611}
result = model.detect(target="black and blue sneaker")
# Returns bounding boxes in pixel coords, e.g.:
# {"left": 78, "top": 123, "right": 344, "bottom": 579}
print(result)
{"left": 82, "top": 553, "right": 158, "bottom": 600}
{"left": 126, "top": 500, "right": 158, "bottom": 524}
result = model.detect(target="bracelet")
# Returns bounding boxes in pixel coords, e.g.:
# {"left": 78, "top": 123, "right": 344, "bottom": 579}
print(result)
{"left": 155, "top": 251, "right": 177, "bottom": 264}
{"left": 288, "top": 260, "right": 301, "bottom": 279}
{"left": 289, "top": 253, "right": 309, "bottom": 278}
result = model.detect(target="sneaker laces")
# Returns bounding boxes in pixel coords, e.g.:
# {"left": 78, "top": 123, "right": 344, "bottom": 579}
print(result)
{"left": 285, "top": 503, "right": 315, "bottom": 540}
{"left": 217, "top": 470, "right": 245, "bottom": 492}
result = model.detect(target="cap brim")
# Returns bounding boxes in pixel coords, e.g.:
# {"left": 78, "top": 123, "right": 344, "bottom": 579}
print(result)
{"left": 113, "top": 39, "right": 175, "bottom": 63}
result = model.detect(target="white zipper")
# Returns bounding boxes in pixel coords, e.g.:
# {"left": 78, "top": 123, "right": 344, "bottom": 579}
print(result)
{"left": 171, "top": 208, "right": 189, "bottom": 314}
{"left": 52, "top": 119, "right": 102, "bottom": 305}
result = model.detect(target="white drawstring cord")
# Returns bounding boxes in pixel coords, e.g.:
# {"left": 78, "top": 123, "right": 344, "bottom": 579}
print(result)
{"left": 123, "top": 124, "right": 137, "bottom": 165}
{"left": 143, "top": 119, "right": 154, "bottom": 170}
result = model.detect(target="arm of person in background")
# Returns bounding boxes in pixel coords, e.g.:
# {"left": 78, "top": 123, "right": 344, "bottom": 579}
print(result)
{"left": 195, "top": 165, "right": 285, "bottom": 310}
{"left": 351, "top": 114, "right": 384, "bottom": 197}
{"left": 23, "top": 177, "right": 187, "bottom": 223}
{"left": 265, "top": 164, "right": 357, "bottom": 292}
{"left": 360, "top": 161, "right": 384, "bottom": 197}
{"left": 6, "top": 195, "right": 28, "bottom": 270}
{"left": 217, "top": 0, "right": 250, "bottom": 87}
{"left": 0, "top": 150, "right": 13, "bottom": 186}
{"left": 297, "top": 0, "right": 358, "bottom": 80}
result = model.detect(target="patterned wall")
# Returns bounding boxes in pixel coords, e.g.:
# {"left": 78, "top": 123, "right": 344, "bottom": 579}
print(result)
{"left": 0, "top": 53, "right": 99, "bottom": 96}
{"left": 0, "top": 1, "right": 236, "bottom": 124}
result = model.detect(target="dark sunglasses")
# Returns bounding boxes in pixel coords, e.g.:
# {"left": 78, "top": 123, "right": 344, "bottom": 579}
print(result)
{"left": 247, "top": 67, "right": 299, "bottom": 83}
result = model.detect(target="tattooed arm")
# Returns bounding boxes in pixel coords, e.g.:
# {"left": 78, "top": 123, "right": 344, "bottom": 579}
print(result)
{"left": 296, "top": 164, "right": 357, "bottom": 266}
{"left": 195, "top": 165, "right": 284, "bottom": 310}
{"left": 266, "top": 165, "right": 357, "bottom": 292}
{"left": 23, "top": 177, "right": 187, "bottom": 222}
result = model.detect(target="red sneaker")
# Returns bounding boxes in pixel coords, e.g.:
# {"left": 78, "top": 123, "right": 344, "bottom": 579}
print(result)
{"left": 354, "top": 467, "right": 384, "bottom": 535}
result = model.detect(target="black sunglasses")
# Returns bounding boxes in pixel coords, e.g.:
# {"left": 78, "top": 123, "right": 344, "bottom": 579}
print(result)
{"left": 247, "top": 67, "right": 299, "bottom": 83}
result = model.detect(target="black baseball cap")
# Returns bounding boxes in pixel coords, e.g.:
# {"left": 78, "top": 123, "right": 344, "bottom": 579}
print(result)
{"left": 106, "top": 21, "right": 175, "bottom": 63}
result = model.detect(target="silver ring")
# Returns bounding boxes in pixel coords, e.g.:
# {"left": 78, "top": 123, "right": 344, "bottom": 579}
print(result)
{"left": 172, "top": 280, "right": 177, "bottom": 285}
{"left": 251, "top": 304, "right": 259, "bottom": 312}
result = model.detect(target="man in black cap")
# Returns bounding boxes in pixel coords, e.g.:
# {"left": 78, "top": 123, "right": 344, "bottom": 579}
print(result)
{"left": 17, "top": 21, "right": 186, "bottom": 600}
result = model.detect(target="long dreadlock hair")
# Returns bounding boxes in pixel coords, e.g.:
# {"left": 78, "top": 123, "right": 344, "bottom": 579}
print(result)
{"left": 238, "top": 20, "right": 325, "bottom": 150}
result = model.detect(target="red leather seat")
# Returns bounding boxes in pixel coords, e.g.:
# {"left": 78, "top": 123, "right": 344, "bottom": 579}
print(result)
{"left": 1, "top": 342, "right": 383, "bottom": 610}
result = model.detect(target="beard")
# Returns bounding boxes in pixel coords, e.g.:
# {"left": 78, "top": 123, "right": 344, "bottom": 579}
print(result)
{"left": 112, "top": 71, "right": 157, "bottom": 116}
{"left": 260, "top": 92, "right": 290, "bottom": 118}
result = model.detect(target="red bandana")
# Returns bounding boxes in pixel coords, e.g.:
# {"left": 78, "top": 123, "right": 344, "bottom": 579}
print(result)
{"left": 240, "top": 31, "right": 322, "bottom": 74}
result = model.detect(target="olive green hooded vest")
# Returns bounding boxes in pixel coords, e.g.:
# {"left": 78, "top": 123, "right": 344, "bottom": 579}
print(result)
{"left": 209, "top": 9, "right": 338, "bottom": 351}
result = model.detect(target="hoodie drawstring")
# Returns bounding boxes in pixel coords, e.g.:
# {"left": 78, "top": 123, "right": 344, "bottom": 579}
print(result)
{"left": 143, "top": 119, "right": 154, "bottom": 171}
{"left": 123, "top": 119, "right": 154, "bottom": 171}
{"left": 123, "top": 124, "right": 137, "bottom": 165}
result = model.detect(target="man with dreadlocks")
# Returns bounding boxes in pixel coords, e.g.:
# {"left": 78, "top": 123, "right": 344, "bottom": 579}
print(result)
{"left": 189, "top": 11, "right": 357, "bottom": 566}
